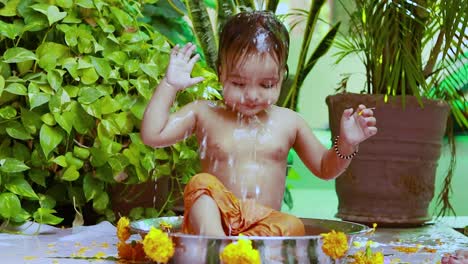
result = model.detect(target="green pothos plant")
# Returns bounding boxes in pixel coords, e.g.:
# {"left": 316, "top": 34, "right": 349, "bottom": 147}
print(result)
{"left": 0, "top": 0, "right": 221, "bottom": 227}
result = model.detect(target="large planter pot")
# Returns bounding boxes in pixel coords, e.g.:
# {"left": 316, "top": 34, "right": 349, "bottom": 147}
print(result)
{"left": 110, "top": 176, "right": 184, "bottom": 217}
{"left": 326, "top": 93, "right": 450, "bottom": 226}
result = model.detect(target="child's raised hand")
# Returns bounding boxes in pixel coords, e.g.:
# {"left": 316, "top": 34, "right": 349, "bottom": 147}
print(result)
{"left": 165, "top": 43, "right": 204, "bottom": 90}
{"left": 339, "top": 104, "right": 377, "bottom": 147}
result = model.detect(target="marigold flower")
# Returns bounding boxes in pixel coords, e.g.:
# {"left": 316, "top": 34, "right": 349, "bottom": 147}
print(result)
{"left": 220, "top": 237, "right": 261, "bottom": 264}
{"left": 117, "top": 217, "right": 131, "bottom": 242}
{"left": 117, "top": 241, "right": 146, "bottom": 262}
{"left": 142, "top": 227, "right": 175, "bottom": 263}
{"left": 321, "top": 230, "right": 349, "bottom": 260}
{"left": 350, "top": 240, "right": 384, "bottom": 264}
{"left": 159, "top": 220, "right": 173, "bottom": 232}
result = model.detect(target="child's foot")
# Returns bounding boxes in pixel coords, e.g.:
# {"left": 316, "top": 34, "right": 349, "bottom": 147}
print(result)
{"left": 442, "top": 249, "right": 468, "bottom": 264}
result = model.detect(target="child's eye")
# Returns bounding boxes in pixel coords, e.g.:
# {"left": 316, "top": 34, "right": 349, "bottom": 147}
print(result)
{"left": 232, "top": 82, "right": 245, "bottom": 87}
{"left": 262, "top": 83, "right": 275, "bottom": 89}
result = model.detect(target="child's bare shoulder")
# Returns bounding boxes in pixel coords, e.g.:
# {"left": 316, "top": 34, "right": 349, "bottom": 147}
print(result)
{"left": 270, "top": 105, "right": 300, "bottom": 120}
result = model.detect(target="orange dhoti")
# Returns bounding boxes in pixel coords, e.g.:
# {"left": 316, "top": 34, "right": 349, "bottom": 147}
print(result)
{"left": 182, "top": 173, "right": 305, "bottom": 236}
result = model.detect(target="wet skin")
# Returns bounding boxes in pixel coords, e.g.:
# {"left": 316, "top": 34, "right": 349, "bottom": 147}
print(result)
{"left": 141, "top": 43, "right": 377, "bottom": 235}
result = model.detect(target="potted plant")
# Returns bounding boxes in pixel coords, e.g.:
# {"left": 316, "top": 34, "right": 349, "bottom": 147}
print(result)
{"left": 0, "top": 0, "right": 220, "bottom": 228}
{"left": 326, "top": 0, "right": 467, "bottom": 225}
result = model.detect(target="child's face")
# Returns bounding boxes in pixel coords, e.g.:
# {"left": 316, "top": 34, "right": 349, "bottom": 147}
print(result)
{"left": 220, "top": 53, "right": 283, "bottom": 116}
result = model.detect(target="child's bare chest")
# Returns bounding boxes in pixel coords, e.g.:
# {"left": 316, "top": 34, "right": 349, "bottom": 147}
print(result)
{"left": 196, "top": 109, "right": 293, "bottom": 162}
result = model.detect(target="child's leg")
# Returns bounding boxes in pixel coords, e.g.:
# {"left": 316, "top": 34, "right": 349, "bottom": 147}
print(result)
{"left": 188, "top": 194, "right": 226, "bottom": 236}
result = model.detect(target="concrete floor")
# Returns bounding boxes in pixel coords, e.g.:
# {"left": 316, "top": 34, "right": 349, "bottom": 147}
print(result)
{"left": 282, "top": 130, "right": 468, "bottom": 219}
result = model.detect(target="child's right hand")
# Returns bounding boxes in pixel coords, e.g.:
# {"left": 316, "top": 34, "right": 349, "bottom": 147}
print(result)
{"left": 165, "top": 43, "right": 205, "bottom": 90}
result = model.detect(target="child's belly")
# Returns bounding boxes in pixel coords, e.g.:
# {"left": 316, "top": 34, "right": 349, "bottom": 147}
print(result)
{"left": 204, "top": 159, "right": 287, "bottom": 210}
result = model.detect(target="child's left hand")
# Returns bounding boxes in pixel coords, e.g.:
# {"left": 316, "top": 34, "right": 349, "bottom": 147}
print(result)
{"left": 339, "top": 104, "right": 377, "bottom": 147}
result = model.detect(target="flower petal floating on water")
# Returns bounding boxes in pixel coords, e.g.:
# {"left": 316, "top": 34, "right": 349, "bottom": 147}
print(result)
{"left": 143, "top": 227, "right": 175, "bottom": 264}
{"left": 321, "top": 230, "right": 349, "bottom": 260}
{"left": 220, "top": 236, "right": 261, "bottom": 264}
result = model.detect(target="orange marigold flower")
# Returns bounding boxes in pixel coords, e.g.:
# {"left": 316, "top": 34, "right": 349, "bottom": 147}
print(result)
{"left": 143, "top": 227, "right": 175, "bottom": 264}
{"left": 321, "top": 230, "right": 349, "bottom": 260}
{"left": 117, "top": 217, "right": 131, "bottom": 242}
{"left": 220, "top": 236, "right": 260, "bottom": 264}
{"left": 117, "top": 241, "right": 146, "bottom": 262}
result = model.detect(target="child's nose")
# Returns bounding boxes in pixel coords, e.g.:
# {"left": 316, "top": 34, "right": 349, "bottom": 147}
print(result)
{"left": 245, "top": 88, "right": 258, "bottom": 103}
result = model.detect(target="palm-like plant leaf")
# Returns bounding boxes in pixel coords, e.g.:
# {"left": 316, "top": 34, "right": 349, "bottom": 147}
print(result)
{"left": 265, "top": 0, "right": 280, "bottom": 13}
{"left": 185, "top": 0, "right": 218, "bottom": 70}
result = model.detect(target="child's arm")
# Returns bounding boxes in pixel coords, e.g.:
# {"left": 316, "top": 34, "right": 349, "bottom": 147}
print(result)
{"left": 141, "top": 43, "right": 204, "bottom": 148}
{"left": 293, "top": 105, "right": 377, "bottom": 180}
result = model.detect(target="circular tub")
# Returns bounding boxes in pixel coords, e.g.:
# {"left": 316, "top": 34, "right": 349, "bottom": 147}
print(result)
{"left": 131, "top": 216, "right": 369, "bottom": 264}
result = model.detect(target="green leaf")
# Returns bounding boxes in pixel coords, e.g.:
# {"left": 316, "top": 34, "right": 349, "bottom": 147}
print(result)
{"left": 83, "top": 173, "right": 104, "bottom": 202}
{"left": 53, "top": 155, "right": 68, "bottom": 167}
{"left": 62, "top": 165, "right": 80, "bottom": 181}
{"left": 5, "top": 177, "right": 39, "bottom": 199}
{"left": 0, "top": 106, "right": 17, "bottom": 119}
{"left": 54, "top": 112, "right": 73, "bottom": 134}
{"left": 47, "top": 70, "right": 63, "bottom": 91}
{"left": 36, "top": 42, "right": 70, "bottom": 70}
{"left": 56, "top": 0, "right": 73, "bottom": 8}
{"left": 6, "top": 121, "right": 33, "bottom": 140}
{"left": 89, "top": 147, "right": 109, "bottom": 167}
{"left": 29, "top": 169, "right": 48, "bottom": 187}
{"left": 29, "top": 92, "right": 51, "bottom": 109}
{"left": 39, "top": 124, "right": 64, "bottom": 157}
{"left": 140, "top": 63, "right": 160, "bottom": 79}
{"left": 80, "top": 67, "right": 99, "bottom": 84}
{"left": 65, "top": 152, "right": 84, "bottom": 169}
{"left": 107, "top": 51, "right": 128, "bottom": 65}
{"left": 110, "top": 6, "right": 133, "bottom": 28}
{"left": 93, "top": 191, "right": 109, "bottom": 211}
{"left": 0, "top": 158, "right": 30, "bottom": 173}
{"left": 154, "top": 148, "right": 170, "bottom": 160}
{"left": 73, "top": 146, "right": 90, "bottom": 159}
{"left": 90, "top": 56, "right": 112, "bottom": 80}
{"left": 77, "top": 86, "right": 106, "bottom": 104}
{"left": 0, "top": 0, "right": 20, "bottom": 16}
{"left": 32, "top": 4, "right": 67, "bottom": 25}
{"left": 0, "top": 20, "right": 22, "bottom": 39}
{"left": 3, "top": 47, "right": 38, "bottom": 63}
{"left": 287, "top": 167, "right": 301, "bottom": 180}
{"left": 33, "top": 208, "right": 63, "bottom": 225}
{"left": 0, "top": 193, "right": 21, "bottom": 218}
{"left": 38, "top": 194, "right": 56, "bottom": 209}
{"left": 98, "top": 96, "right": 121, "bottom": 115}
{"left": 76, "top": 0, "right": 94, "bottom": 8}
{"left": 0, "top": 75, "right": 4, "bottom": 96}
{"left": 283, "top": 185, "right": 294, "bottom": 210}
{"left": 5, "top": 83, "right": 27, "bottom": 95}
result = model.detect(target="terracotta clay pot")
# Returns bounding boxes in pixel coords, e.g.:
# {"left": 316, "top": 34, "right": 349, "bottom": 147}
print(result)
{"left": 326, "top": 93, "right": 450, "bottom": 226}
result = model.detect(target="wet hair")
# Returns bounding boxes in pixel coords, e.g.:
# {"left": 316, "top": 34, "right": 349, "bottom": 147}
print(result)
{"left": 217, "top": 11, "right": 290, "bottom": 78}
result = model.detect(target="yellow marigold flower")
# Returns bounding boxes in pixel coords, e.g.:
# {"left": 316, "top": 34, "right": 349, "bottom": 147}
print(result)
{"left": 220, "top": 237, "right": 261, "bottom": 264}
{"left": 117, "top": 217, "right": 131, "bottom": 242}
{"left": 159, "top": 220, "right": 173, "bottom": 232}
{"left": 321, "top": 230, "right": 349, "bottom": 260}
{"left": 350, "top": 241, "right": 384, "bottom": 264}
{"left": 143, "top": 227, "right": 175, "bottom": 264}
{"left": 117, "top": 241, "right": 146, "bottom": 262}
